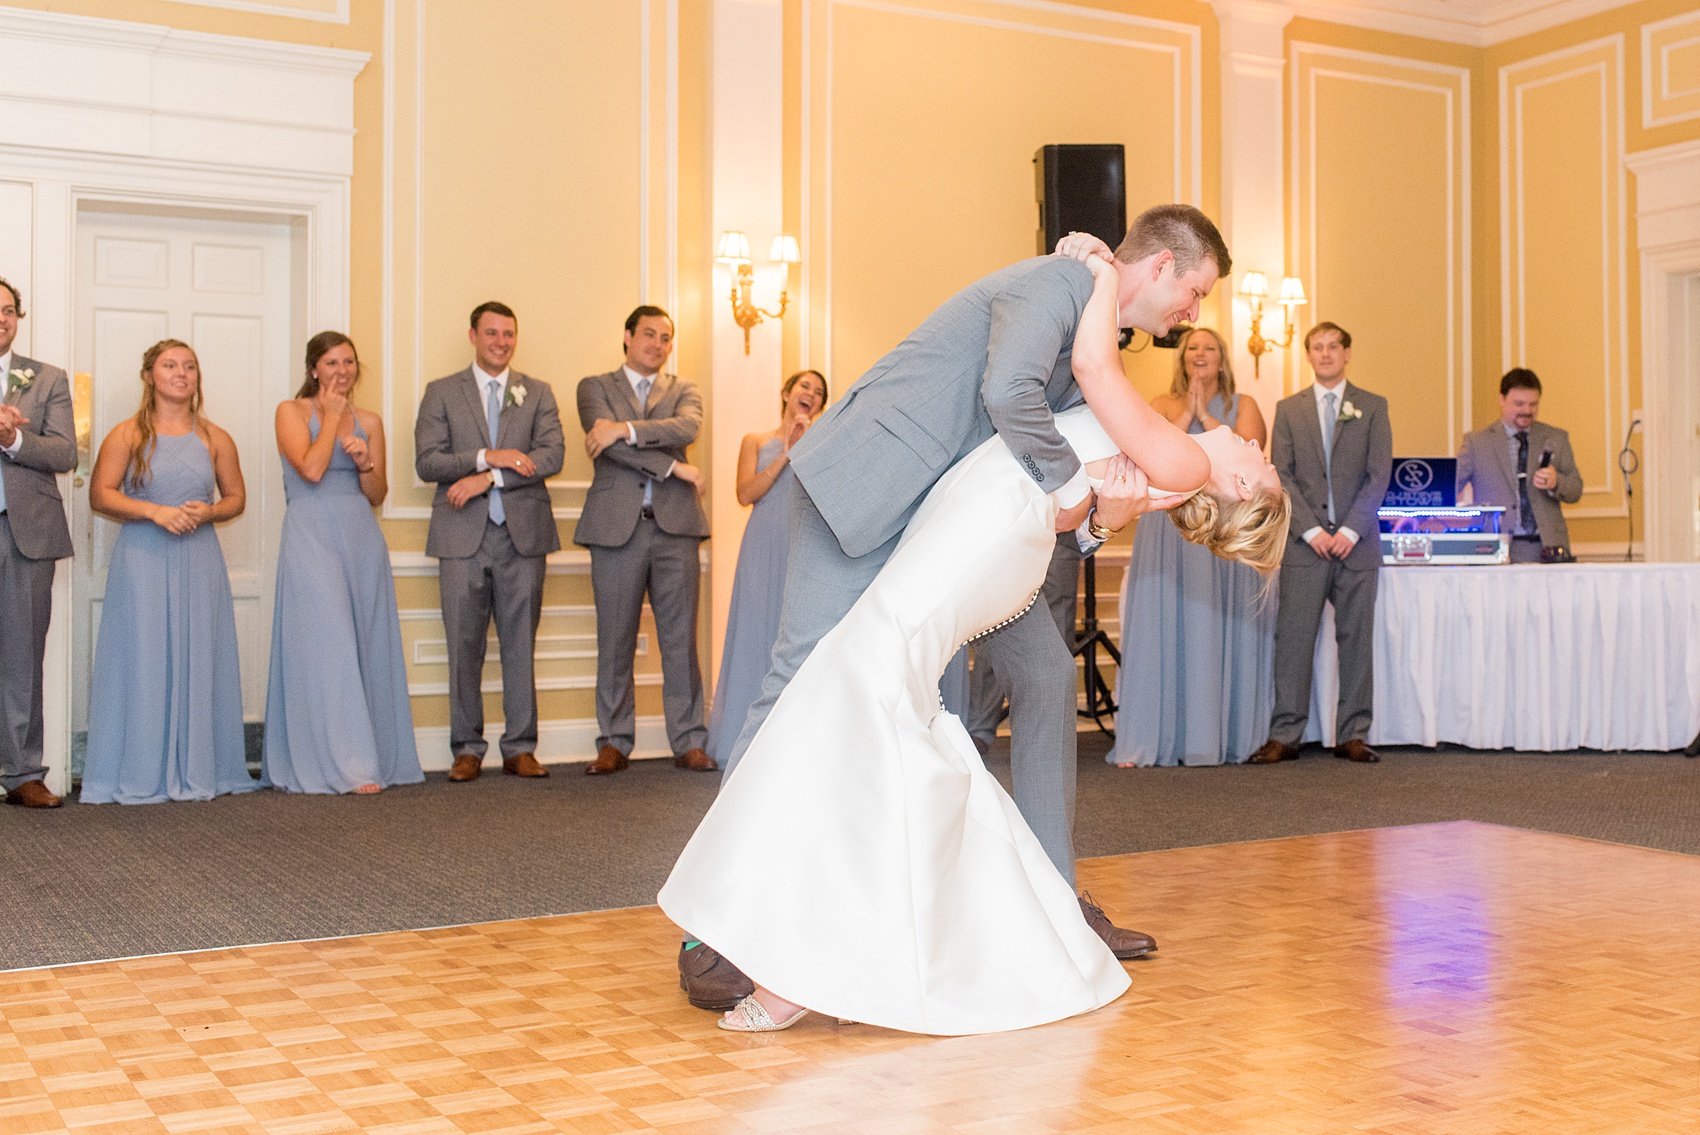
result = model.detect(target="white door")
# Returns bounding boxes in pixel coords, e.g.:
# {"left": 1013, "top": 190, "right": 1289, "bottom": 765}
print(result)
{"left": 1685, "top": 272, "right": 1700, "bottom": 560}
{"left": 70, "top": 209, "right": 294, "bottom": 757}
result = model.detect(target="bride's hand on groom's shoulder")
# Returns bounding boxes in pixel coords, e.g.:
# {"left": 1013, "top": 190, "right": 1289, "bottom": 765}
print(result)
{"left": 1053, "top": 232, "right": 1114, "bottom": 264}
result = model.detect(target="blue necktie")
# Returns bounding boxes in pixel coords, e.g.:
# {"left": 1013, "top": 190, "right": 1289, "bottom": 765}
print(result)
{"left": 636, "top": 376, "right": 654, "bottom": 511}
{"left": 1322, "top": 391, "right": 1338, "bottom": 525}
{"left": 485, "top": 381, "right": 505, "bottom": 525}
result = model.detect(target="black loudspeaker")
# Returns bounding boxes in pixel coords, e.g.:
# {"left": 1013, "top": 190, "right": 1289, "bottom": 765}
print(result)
{"left": 1034, "top": 144, "right": 1127, "bottom": 256}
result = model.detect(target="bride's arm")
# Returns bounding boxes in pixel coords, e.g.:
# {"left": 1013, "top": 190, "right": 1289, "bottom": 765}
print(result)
{"left": 1071, "top": 257, "right": 1209, "bottom": 494}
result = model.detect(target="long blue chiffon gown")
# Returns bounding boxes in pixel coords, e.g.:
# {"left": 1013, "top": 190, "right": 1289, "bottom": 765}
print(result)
{"left": 1109, "top": 393, "right": 1276, "bottom": 766}
{"left": 261, "top": 413, "right": 421, "bottom": 793}
{"left": 81, "top": 431, "right": 257, "bottom": 804}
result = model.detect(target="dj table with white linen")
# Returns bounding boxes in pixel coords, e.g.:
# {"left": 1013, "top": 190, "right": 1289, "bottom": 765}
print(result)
{"left": 1301, "top": 563, "right": 1700, "bottom": 751}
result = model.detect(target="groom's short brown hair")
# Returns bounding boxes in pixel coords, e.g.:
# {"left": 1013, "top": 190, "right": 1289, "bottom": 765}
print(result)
{"left": 1115, "top": 204, "right": 1231, "bottom": 277}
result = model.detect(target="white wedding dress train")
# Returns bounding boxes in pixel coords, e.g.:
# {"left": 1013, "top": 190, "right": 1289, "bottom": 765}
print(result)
{"left": 658, "top": 406, "right": 1130, "bottom": 1035}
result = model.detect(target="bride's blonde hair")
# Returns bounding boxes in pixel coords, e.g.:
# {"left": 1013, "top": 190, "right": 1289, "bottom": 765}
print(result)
{"left": 1166, "top": 484, "right": 1291, "bottom": 576}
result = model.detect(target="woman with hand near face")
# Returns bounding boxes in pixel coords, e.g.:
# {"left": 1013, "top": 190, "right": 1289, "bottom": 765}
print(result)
{"left": 261, "top": 332, "right": 421, "bottom": 795}
{"left": 81, "top": 340, "right": 257, "bottom": 804}
{"left": 1110, "top": 326, "right": 1277, "bottom": 768}
{"left": 703, "top": 369, "right": 828, "bottom": 767}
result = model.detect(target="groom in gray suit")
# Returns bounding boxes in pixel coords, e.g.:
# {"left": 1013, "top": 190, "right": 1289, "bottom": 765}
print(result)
{"left": 679, "top": 206, "right": 1232, "bottom": 1010}
{"left": 416, "top": 302, "right": 565, "bottom": 782}
{"left": 1250, "top": 322, "right": 1392, "bottom": 766}
{"left": 0, "top": 277, "right": 76, "bottom": 809}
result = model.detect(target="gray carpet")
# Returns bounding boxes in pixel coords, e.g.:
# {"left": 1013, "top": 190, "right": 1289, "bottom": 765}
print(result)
{"left": 3, "top": 738, "right": 1696, "bottom": 971}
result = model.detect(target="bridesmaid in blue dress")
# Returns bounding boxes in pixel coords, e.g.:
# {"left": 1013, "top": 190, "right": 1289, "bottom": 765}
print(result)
{"left": 1111, "top": 327, "right": 1275, "bottom": 767}
{"left": 262, "top": 331, "right": 421, "bottom": 795}
{"left": 82, "top": 339, "right": 257, "bottom": 804}
{"left": 704, "top": 369, "right": 827, "bottom": 766}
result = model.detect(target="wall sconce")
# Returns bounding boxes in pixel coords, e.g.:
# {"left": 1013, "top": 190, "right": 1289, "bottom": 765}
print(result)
{"left": 716, "top": 230, "right": 800, "bottom": 354}
{"left": 1239, "top": 270, "right": 1307, "bottom": 378}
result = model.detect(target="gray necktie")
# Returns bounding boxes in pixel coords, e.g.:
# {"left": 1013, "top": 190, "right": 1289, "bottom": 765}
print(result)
{"left": 636, "top": 376, "right": 654, "bottom": 511}
{"left": 485, "top": 381, "right": 505, "bottom": 525}
{"left": 1322, "top": 391, "right": 1338, "bottom": 525}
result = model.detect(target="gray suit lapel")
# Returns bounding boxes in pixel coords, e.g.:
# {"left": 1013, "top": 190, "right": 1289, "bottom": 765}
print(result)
{"left": 3, "top": 354, "right": 33, "bottom": 408}
{"left": 644, "top": 372, "right": 668, "bottom": 416}
{"left": 1296, "top": 387, "right": 1326, "bottom": 463}
{"left": 608, "top": 370, "right": 643, "bottom": 420}
{"left": 458, "top": 368, "right": 490, "bottom": 444}
{"left": 1487, "top": 423, "right": 1517, "bottom": 492}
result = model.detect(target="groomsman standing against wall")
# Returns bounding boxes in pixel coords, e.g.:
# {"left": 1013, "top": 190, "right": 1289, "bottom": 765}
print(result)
{"left": 0, "top": 277, "right": 76, "bottom": 808}
{"left": 575, "top": 307, "right": 712, "bottom": 775}
{"left": 1250, "top": 322, "right": 1392, "bottom": 766}
{"left": 416, "top": 302, "right": 565, "bottom": 782}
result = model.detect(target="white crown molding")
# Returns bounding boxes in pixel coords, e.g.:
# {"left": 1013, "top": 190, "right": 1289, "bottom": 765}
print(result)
{"left": 154, "top": 0, "right": 351, "bottom": 26}
{"left": 1281, "top": 0, "right": 1638, "bottom": 48}
{"left": 0, "top": 6, "right": 369, "bottom": 177}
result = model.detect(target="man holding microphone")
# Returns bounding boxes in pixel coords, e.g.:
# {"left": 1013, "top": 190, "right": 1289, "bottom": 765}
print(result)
{"left": 1456, "top": 368, "right": 1583, "bottom": 563}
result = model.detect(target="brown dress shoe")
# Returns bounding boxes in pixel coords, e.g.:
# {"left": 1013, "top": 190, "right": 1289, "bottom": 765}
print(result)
{"left": 502, "top": 752, "right": 549, "bottom": 777}
{"left": 1247, "top": 739, "right": 1298, "bottom": 764}
{"left": 1078, "top": 892, "right": 1156, "bottom": 959}
{"left": 678, "top": 941, "right": 754, "bottom": 1010}
{"left": 5, "top": 780, "right": 62, "bottom": 808}
{"left": 1335, "top": 739, "right": 1381, "bottom": 763}
{"left": 673, "top": 748, "right": 717, "bottom": 772}
{"left": 447, "top": 754, "right": 482, "bottom": 782}
{"left": 585, "top": 745, "right": 629, "bottom": 775}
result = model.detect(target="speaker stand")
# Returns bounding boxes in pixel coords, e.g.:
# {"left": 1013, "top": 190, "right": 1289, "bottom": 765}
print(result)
{"left": 1071, "top": 552, "right": 1120, "bottom": 737}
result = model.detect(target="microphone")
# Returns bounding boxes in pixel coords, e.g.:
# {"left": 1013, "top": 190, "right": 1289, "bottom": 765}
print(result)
{"left": 1538, "top": 447, "right": 1552, "bottom": 470}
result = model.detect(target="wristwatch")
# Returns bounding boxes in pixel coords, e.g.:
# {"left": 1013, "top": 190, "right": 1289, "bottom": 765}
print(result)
{"left": 1085, "top": 507, "right": 1116, "bottom": 542}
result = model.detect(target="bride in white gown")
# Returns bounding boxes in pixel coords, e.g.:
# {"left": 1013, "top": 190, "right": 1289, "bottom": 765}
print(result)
{"left": 659, "top": 253, "right": 1288, "bottom": 1036}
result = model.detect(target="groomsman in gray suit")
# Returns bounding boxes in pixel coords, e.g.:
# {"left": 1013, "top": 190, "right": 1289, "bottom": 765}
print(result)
{"left": 575, "top": 306, "right": 712, "bottom": 775}
{"left": 0, "top": 277, "right": 76, "bottom": 808}
{"left": 416, "top": 302, "right": 565, "bottom": 782}
{"left": 1455, "top": 368, "right": 1582, "bottom": 562}
{"left": 678, "top": 206, "right": 1230, "bottom": 1011}
{"left": 1250, "top": 322, "right": 1392, "bottom": 766}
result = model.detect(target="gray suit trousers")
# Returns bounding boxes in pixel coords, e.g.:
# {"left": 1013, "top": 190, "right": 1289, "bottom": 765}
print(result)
{"left": 439, "top": 520, "right": 547, "bottom": 759}
{"left": 1270, "top": 554, "right": 1378, "bottom": 745}
{"left": 0, "top": 515, "right": 54, "bottom": 791}
{"left": 589, "top": 519, "right": 705, "bottom": 755}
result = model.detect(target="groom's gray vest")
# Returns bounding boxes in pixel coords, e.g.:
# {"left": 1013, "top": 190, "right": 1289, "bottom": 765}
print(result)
{"left": 790, "top": 256, "right": 1095, "bottom": 559}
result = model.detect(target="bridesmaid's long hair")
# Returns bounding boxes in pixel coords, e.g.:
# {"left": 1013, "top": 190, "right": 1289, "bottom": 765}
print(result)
{"left": 296, "top": 330, "right": 361, "bottom": 399}
{"left": 128, "top": 339, "right": 203, "bottom": 487}
{"left": 1168, "top": 326, "right": 1236, "bottom": 401}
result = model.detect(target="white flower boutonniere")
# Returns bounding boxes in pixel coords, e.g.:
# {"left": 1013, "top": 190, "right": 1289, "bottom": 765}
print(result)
{"left": 505, "top": 382, "right": 526, "bottom": 409}
{"left": 7, "top": 367, "right": 34, "bottom": 396}
{"left": 1338, "top": 398, "right": 1363, "bottom": 423}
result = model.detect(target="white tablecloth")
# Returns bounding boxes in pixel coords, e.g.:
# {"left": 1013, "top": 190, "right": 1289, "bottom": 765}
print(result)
{"left": 1302, "top": 563, "right": 1700, "bottom": 751}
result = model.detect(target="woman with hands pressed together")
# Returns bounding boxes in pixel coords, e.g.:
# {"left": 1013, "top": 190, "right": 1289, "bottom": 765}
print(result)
{"left": 81, "top": 339, "right": 258, "bottom": 804}
{"left": 704, "top": 369, "right": 828, "bottom": 766}
{"left": 261, "top": 332, "right": 421, "bottom": 796}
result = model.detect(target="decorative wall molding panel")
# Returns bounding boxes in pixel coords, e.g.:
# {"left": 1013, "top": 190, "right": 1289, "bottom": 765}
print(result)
{"left": 1642, "top": 10, "right": 1700, "bottom": 129}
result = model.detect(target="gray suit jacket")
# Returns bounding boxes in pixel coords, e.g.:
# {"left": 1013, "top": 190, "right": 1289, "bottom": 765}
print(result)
{"left": 1455, "top": 419, "right": 1581, "bottom": 548}
{"left": 1270, "top": 382, "right": 1393, "bottom": 571}
{"left": 789, "top": 256, "right": 1096, "bottom": 559}
{"left": 573, "top": 369, "right": 709, "bottom": 546}
{"left": 415, "top": 367, "right": 565, "bottom": 559}
{"left": 1, "top": 355, "right": 75, "bottom": 560}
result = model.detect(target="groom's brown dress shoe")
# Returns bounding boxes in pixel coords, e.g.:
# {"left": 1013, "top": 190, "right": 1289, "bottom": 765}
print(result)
{"left": 503, "top": 752, "right": 549, "bottom": 777}
{"left": 1079, "top": 892, "right": 1156, "bottom": 959}
{"left": 1335, "top": 739, "right": 1381, "bottom": 763}
{"left": 5, "top": 780, "right": 62, "bottom": 808}
{"left": 1247, "top": 739, "right": 1298, "bottom": 765}
{"left": 585, "top": 745, "right": 629, "bottom": 775}
{"left": 679, "top": 942, "right": 754, "bottom": 1010}
{"left": 447, "top": 754, "right": 482, "bottom": 782}
{"left": 673, "top": 748, "right": 717, "bottom": 772}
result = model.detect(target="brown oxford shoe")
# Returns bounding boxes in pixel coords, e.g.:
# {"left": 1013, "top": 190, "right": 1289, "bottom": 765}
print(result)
{"left": 678, "top": 941, "right": 754, "bottom": 1010}
{"left": 1335, "top": 739, "right": 1381, "bottom": 763}
{"left": 447, "top": 754, "right": 482, "bottom": 782}
{"left": 502, "top": 752, "right": 549, "bottom": 778}
{"left": 1078, "top": 892, "right": 1156, "bottom": 959}
{"left": 673, "top": 748, "right": 717, "bottom": 772}
{"left": 1247, "top": 739, "right": 1298, "bottom": 765}
{"left": 585, "top": 745, "right": 629, "bottom": 775}
{"left": 5, "top": 780, "right": 62, "bottom": 808}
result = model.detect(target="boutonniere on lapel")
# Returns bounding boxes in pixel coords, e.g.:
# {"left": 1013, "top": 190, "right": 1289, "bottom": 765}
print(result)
{"left": 504, "top": 382, "right": 526, "bottom": 409}
{"left": 1337, "top": 398, "right": 1363, "bottom": 423}
{"left": 7, "top": 366, "right": 34, "bottom": 396}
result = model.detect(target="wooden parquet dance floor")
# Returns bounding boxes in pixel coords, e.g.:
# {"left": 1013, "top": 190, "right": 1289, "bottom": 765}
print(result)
{"left": 3, "top": 821, "right": 1697, "bottom": 1134}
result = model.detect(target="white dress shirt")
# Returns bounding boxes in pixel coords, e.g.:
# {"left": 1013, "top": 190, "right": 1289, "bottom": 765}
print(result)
{"left": 621, "top": 365, "right": 676, "bottom": 482}
{"left": 1301, "top": 379, "right": 1358, "bottom": 548}
{"left": 473, "top": 363, "right": 508, "bottom": 487}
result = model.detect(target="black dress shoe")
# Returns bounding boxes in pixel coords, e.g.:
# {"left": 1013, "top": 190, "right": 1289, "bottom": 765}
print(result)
{"left": 1247, "top": 739, "right": 1298, "bottom": 764}
{"left": 678, "top": 941, "right": 754, "bottom": 1010}
{"left": 1335, "top": 739, "right": 1380, "bottom": 763}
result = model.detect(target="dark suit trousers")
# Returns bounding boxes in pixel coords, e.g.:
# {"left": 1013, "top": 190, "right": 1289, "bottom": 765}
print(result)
{"left": 589, "top": 518, "right": 706, "bottom": 755}
{"left": 439, "top": 520, "right": 547, "bottom": 759}
{"left": 0, "top": 515, "right": 55, "bottom": 790}
{"left": 1270, "top": 551, "right": 1378, "bottom": 745}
